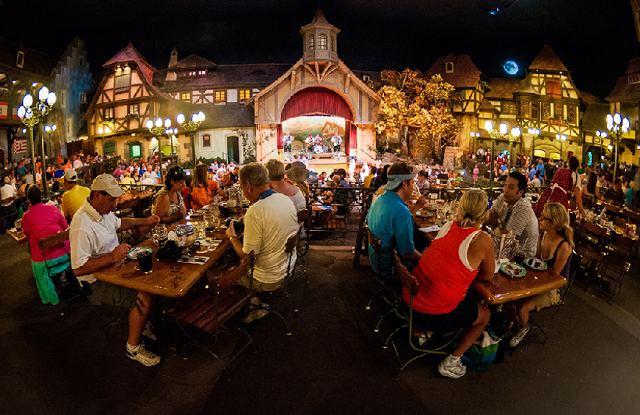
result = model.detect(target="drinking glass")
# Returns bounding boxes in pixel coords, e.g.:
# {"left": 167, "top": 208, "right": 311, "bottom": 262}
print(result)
{"left": 152, "top": 224, "right": 167, "bottom": 247}
{"left": 137, "top": 250, "right": 153, "bottom": 274}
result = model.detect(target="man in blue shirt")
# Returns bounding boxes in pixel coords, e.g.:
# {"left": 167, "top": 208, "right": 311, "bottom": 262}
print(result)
{"left": 535, "top": 159, "right": 545, "bottom": 180}
{"left": 366, "top": 162, "right": 424, "bottom": 280}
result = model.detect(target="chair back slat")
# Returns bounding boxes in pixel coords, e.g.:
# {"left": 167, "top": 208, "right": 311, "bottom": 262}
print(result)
{"left": 285, "top": 233, "right": 299, "bottom": 254}
{"left": 37, "top": 230, "right": 70, "bottom": 251}
{"left": 215, "top": 251, "right": 254, "bottom": 291}
{"left": 393, "top": 251, "right": 418, "bottom": 297}
{"left": 367, "top": 227, "right": 382, "bottom": 254}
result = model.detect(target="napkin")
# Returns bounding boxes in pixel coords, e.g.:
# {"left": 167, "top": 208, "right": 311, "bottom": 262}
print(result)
{"left": 419, "top": 225, "right": 440, "bottom": 233}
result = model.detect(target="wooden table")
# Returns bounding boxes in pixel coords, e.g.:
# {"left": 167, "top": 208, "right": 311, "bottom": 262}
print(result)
{"left": 93, "top": 228, "right": 231, "bottom": 298}
{"left": 473, "top": 267, "right": 566, "bottom": 305}
{"left": 7, "top": 228, "right": 27, "bottom": 244}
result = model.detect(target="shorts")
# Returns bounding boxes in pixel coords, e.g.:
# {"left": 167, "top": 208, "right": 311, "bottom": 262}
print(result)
{"left": 411, "top": 296, "right": 479, "bottom": 334}
{"left": 284, "top": 145, "right": 291, "bottom": 152}
{"left": 333, "top": 145, "right": 340, "bottom": 152}
{"left": 88, "top": 280, "right": 139, "bottom": 310}
{"left": 237, "top": 272, "right": 283, "bottom": 293}
{"left": 532, "top": 289, "right": 561, "bottom": 312}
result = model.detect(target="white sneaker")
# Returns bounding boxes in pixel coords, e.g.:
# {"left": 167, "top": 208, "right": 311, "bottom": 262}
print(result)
{"left": 438, "top": 355, "right": 466, "bottom": 379}
{"left": 126, "top": 343, "right": 161, "bottom": 366}
{"left": 509, "top": 325, "right": 530, "bottom": 348}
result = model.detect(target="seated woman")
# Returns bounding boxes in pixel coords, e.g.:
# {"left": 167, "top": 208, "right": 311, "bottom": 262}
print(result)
{"left": 415, "top": 170, "right": 430, "bottom": 189}
{"left": 507, "top": 203, "right": 572, "bottom": 347}
{"left": 21, "top": 185, "right": 70, "bottom": 305}
{"left": 191, "top": 165, "right": 213, "bottom": 210}
{"left": 404, "top": 189, "right": 494, "bottom": 379}
{"left": 581, "top": 171, "right": 599, "bottom": 199}
{"left": 265, "top": 159, "right": 306, "bottom": 212}
{"left": 151, "top": 166, "right": 187, "bottom": 224}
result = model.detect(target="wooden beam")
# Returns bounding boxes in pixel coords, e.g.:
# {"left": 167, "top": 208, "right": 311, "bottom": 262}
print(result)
{"left": 345, "top": 74, "right": 351, "bottom": 93}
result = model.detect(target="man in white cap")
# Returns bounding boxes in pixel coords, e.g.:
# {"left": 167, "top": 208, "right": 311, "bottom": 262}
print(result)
{"left": 60, "top": 169, "right": 90, "bottom": 223}
{"left": 366, "top": 162, "right": 426, "bottom": 280}
{"left": 70, "top": 174, "right": 161, "bottom": 366}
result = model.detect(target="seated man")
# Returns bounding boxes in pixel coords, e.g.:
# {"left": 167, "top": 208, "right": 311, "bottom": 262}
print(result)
{"left": 487, "top": 171, "right": 539, "bottom": 257}
{"left": 224, "top": 163, "right": 299, "bottom": 322}
{"left": 601, "top": 178, "right": 625, "bottom": 205}
{"left": 60, "top": 169, "right": 91, "bottom": 223}
{"left": 70, "top": 174, "right": 161, "bottom": 366}
{"left": 265, "top": 159, "right": 306, "bottom": 213}
{"left": 366, "top": 162, "right": 424, "bottom": 280}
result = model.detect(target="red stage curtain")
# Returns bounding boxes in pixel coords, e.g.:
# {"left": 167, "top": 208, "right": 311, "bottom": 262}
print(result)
{"left": 348, "top": 122, "right": 357, "bottom": 153}
{"left": 277, "top": 124, "right": 283, "bottom": 148}
{"left": 281, "top": 87, "right": 353, "bottom": 122}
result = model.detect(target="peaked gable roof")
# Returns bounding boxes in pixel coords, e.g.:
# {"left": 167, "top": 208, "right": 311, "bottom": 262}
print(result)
{"left": 528, "top": 45, "right": 568, "bottom": 73}
{"left": 424, "top": 54, "right": 483, "bottom": 89}
{"left": 103, "top": 42, "right": 157, "bottom": 86}
{"left": 171, "top": 54, "right": 217, "bottom": 70}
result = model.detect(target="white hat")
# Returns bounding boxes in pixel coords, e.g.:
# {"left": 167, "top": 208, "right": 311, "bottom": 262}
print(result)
{"left": 91, "top": 173, "right": 125, "bottom": 197}
{"left": 64, "top": 169, "right": 78, "bottom": 182}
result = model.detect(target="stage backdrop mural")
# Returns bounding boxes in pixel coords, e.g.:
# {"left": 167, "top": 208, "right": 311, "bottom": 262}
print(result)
{"left": 281, "top": 115, "right": 345, "bottom": 154}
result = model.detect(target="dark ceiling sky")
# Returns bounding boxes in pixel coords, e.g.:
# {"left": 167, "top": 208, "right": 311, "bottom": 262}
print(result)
{"left": 1, "top": 0, "right": 638, "bottom": 99}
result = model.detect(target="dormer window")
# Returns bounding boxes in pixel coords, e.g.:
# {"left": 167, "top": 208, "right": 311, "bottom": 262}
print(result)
{"left": 362, "top": 75, "right": 371, "bottom": 82}
{"left": 445, "top": 62, "right": 454, "bottom": 73}
{"left": 16, "top": 51, "right": 24, "bottom": 68}
{"left": 318, "top": 34, "right": 328, "bottom": 50}
{"left": 308, "top": 35, "right": 315, "bottom": 50}
{"left": 628, "top": 73, "right": 640, "bottom": 84}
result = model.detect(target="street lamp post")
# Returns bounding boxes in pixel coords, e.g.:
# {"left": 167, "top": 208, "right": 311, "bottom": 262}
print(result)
{"left": 555, "top": 133, "right": 567, "bottom": 162}
{"left": 528, "top": 127, "right": 540, "bottom": 159}
{"left": 470, "top": 131, "right": 479, "bottom": 158}
{"left": 166, "top": 127, "right": 178, "bottom": 158}
{"left": 596, "top": 130, "right": 607, "bottom": 167}
{"left": 606, "top": 113, "right": 630, "bottom": 181}
{"left": 485, "top": 121, "right": 521, "bottom": 183}
{"left": 17, "top": 87, "right": 56, "bottom": 200}
{"left": 146, "top": 118, "right": 172, "bottom": 183}
{"left": 43, "top": 124, "right": 56, "bottom": 179}
{"left": 177, "top": 112, "right": 205, "bottom": 165}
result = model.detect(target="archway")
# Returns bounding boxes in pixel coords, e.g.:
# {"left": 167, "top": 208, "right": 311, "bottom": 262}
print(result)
{"left": 279, "top": 87, "right": 356, "bottom": 156}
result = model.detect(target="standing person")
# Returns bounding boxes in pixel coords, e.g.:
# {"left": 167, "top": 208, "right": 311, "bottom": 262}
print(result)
{"left": 406, "top": 190, "right": 494, "bottom": 379}
{"left": 21, "top": 185, "right": 70, "bottom": 305}
{"left": 507, "top": 203, "right": 573, "bottom": 347}
{"left": 487, "top": 172, "right": 539, "bottom": 257}
{"left": 366, "top": 162, "right": 425, "bottom": 279}
{"left": 331, "top": 132, "right": 342, "bottom": 158}
{"left": 305, "top": 134, "right": 313, "bottom": 155}
{"left": 283, "top": 131, "right": 294, "bottom": 161}
{"left": 60, "top": 169, "right": 91, "bottom": 223}
{"left": 70, "top": 174, "right": 161, "bottom": 366}
{"left": 581, "top": 171, "right": 600, "bottom": 198}
{"left": 73, "top": 155, "right": 83, "bottom": 170}
{"left": 473, "top": 164, "right": 479, "bottom": 184}
{"left": 534, "top": 156, "right": 585, "bottom": 218}
{"left": 151, "top": 166, "right": 187, "bottom": 224}
{"left": 364, "top": 166, "right": 377, "bottom": 188}
{"left": 265, "top": 159, "right": 306, "bottom": 213}
{"left": 1, "top": 176, "right": 18, "bottom": 229}
{"left": 224, "top": 163, "right": 299, "bottom": 322}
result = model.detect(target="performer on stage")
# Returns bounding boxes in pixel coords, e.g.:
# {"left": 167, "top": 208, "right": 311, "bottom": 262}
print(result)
{"left": 331, "top": 132, "right": 343, "bottom": 159}
{"left": 283, "top": 131, "right": 294, "bottom": 161}
{"left": 305, "top": 134, "right": 314, "bottom": 155}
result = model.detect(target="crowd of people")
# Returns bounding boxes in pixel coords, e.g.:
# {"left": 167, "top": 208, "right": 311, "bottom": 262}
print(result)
{"left": 3, "top": 148, "right": 638, "bottom": 376}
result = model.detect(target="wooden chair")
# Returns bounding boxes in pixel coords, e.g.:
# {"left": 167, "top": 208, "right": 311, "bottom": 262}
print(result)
{"left": 255, "top": 233, "right": 301, "bottom": 335}
{"left": 294, "top": 208, "right": 311, "bottom": 283}
{"left": 171, "top": 252, "right": 256, "bottom": 380}
{"left": 573, "top": 221, "right": 607, "bottom": 271}
{"left": 623, "top": 209, "right": 640, "bottom": 225}
{"left": 388, "top": 251, "right": 459, "bottom": 378}
{"left": 37, "top": 230, "right": 79, "bottom": 302}
{"left": 597, "top": 233, "right": 635, "bottom": 301}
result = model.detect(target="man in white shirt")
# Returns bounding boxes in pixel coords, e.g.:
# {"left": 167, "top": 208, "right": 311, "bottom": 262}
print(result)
{"left": 72, "top": 156, "right": 83, "bottom": 169}
{"left": 70, "top": 174, "right": 161, "bottom": 366}
{"left": 225, "top": 163, "right": 299, "bottom": 322}
{"left": 1, "top": 176, "right": 17, "bottom": 229}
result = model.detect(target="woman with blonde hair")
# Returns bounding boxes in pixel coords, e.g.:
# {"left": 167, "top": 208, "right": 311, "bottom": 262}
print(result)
{"left": 405, "top": 189, "right": 494, "bottom": 379}
{"left": 508, "top": 202, "right": 573, "bottom": 347}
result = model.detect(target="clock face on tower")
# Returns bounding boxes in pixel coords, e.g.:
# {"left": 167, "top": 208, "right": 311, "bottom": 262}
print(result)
{"left": 503, "top": 61, "right": 519, "bottom": 75}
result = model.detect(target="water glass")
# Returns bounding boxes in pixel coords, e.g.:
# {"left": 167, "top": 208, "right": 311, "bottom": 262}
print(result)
{"left": 152, "top": 224, "right": 167, "bottom": 247}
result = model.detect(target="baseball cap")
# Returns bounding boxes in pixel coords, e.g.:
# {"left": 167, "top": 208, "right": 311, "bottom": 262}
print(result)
{"left": 91, "top": 173, "right": 125, "bottom": 197}
{"left": 64, "top": 169, "right": 78, "bottom": 182}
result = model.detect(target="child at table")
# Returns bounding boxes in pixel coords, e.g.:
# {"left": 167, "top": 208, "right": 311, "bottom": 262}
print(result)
{"left": 507, "top": 202, "right": 573, "bottom": 347}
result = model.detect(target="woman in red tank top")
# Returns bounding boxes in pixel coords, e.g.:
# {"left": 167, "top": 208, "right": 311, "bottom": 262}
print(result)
{"left": 404, "top": 190, "right": 495, "bottom": 379}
